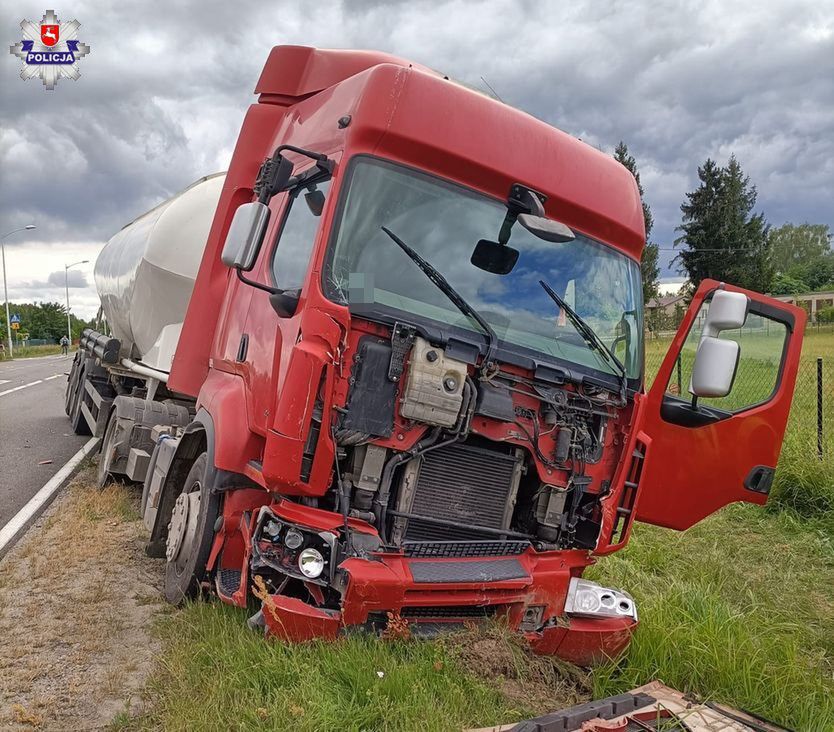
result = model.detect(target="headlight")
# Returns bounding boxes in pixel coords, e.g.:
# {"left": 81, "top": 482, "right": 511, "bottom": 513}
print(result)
{"left": 284, "top": 528, "right": 304, "bottom": 550}
{"left": 298, "top": 547, "right": 325, "bottom": 579}
{"left": 564, "top": 577, "right": 637, "bottom": 621}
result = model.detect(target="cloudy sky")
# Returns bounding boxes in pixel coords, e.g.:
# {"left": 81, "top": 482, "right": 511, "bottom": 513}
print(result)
{"left": 2, "top": 0, "right": 833, "bottom": 319}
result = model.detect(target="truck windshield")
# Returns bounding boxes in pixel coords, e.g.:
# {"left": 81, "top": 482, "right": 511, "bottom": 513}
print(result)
{"left": 324, "top": 157, "right": 643, "bottom": 380}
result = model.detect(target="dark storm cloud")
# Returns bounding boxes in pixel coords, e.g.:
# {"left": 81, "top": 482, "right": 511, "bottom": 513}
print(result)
{"left": 2, "top": 0, "right": 833, "bottom": 281}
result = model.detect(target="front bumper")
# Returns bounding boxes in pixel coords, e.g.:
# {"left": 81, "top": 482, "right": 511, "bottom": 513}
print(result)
{"left": 259, "top": 548, "right": 637, "bottom": 666}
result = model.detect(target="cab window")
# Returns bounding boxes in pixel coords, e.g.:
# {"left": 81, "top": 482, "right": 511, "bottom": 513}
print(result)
{"left": 666, "top": 301, "right": 787, "bottom": 413}
{"left": 271, "top": 180, "right": 331, "bottom": 292}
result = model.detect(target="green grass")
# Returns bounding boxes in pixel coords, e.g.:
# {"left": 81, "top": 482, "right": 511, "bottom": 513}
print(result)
{"left": 0, "top": 343, "right": 64, "bottom": 359}
{"left": 589, "top": 505, "right": 834, "bottom": 730}
{"left": 126, "top": 604, "right": 551, "bottom": 731}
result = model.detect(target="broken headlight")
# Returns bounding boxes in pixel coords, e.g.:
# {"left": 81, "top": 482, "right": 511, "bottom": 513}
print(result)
{"left": 564, "top": 577, "right": 637, "bottom": 622}
{"left": 252, "top": 509, "right": 336, "bottom": 585}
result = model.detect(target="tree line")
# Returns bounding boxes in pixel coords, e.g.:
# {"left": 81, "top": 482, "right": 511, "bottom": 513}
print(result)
{"left": 1, "top": 301, "right": 91, "bottom": 341}
{"left": 613, "top": 144, "right": 833, "bottom": 312}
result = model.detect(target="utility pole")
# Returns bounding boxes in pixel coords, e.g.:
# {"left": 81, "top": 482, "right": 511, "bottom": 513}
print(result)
{"left": 65, "top": 260, "right": 89, "bottom": 348}
{"left": 1, "top": 225, "right": 36, "bottom": 358}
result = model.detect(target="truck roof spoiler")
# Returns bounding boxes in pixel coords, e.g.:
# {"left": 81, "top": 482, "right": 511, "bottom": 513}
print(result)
{"left": 254, "top": 45, "right": 434, "bottom": 101}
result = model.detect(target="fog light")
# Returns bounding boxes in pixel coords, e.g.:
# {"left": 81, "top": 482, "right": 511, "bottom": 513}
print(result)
{"left": 564, "top": 577, "right": 637, "bottom": 621}
{"left": 298, "top": 547, "right": 325, "bottom": 579}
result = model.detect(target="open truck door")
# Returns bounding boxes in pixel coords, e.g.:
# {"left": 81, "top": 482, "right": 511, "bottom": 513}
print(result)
{"left": 636, "top": 279, "right": 806, "bottom": 530}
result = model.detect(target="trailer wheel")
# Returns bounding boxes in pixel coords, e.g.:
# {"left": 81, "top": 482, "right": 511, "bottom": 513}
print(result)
{"left": 96, "top": 410, "right": 118, "bottom": 488}
{"left": 163, "top": 453, "right": 220, "bottom": 605}
{"left": 68, "top": 362, "right": 92, "bottom": 436}
{"left": 65, "top": 351, "right": 82, "bottom": 416}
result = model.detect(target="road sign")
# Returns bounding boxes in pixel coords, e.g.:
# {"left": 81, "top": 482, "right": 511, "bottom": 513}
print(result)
{"left": 10, "top": 314, "right": 20, "bottom": 324}
{"left": 11, "top": 322, "right": 19, "bottom": 330}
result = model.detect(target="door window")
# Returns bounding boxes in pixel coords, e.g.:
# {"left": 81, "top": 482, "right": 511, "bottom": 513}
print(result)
{"left": 271, "top": 180, "right": 331, "bottom": 291}
{"left": 665, "top": 301, "right": 788, "bottom": 413}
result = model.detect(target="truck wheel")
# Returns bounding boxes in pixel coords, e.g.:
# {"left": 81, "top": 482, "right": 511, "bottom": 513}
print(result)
{"left": 97, "top": 410, "right": 118, "bottom": 488}
{"left": 163, "top": 453, "right": 220, "bottom": 605}
{"left": 65, "top": 352, "right": 82, "bottom": 416}
{"left": 68, "top": 363, "right": 92, "bottom": 436}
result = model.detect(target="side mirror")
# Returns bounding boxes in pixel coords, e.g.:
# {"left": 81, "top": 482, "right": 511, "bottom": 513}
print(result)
{"left": 702, "top": 289, "right": 749, "bottom": 335}
{"left": 689, "top": 289, "right": 749, "bottom": 398}
{"left": 690, "top": 337, "right": 739, "bottom": 397}
{"left": 220, "top": 202, "right": 270, "bottom": 272}
{"left": 471, "top": 239, "right": 520, "bottom": 275}
{"left": 517, "top": 213, "right": 576, "bottom": 243}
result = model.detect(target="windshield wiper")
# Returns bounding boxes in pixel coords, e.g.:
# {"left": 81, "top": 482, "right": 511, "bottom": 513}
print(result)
{"left": 381, "top": 226, "right": 498, "bottom": 373}
{"left": 538, "top": 279, "right": 627, "bottom": 403}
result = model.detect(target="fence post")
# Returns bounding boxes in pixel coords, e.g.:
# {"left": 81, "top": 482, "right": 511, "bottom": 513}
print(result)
{"left": 817, "top": 357, "right": 823, "bottom": 460}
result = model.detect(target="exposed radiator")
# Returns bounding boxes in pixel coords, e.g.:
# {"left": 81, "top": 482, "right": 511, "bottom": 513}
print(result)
{"left": 391, "top": 441, "right": 524, "bottom": 543}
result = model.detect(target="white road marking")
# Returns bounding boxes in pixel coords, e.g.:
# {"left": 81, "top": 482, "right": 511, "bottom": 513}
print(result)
{"left": 0, "top": 379, "right": 42, "bottom": 396}
{"left": 0, "top": 374, "right": 63, "bottom": 396}
{"left": 0, "top": 437, "right": 100, "bottom": 559}
{"left": 0, "top": 380, "right": 8, "bottom": 385}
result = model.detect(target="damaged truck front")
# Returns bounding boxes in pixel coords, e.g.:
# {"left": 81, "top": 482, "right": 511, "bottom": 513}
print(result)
{"left": 67, "top": 45, "right": 806, "bottom": 666}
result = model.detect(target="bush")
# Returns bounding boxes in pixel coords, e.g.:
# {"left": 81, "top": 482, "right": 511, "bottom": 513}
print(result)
{"left": 817, "top": 305, "right": 834, "bottom": 324}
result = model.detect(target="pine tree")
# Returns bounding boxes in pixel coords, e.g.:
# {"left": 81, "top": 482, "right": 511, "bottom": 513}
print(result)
{"left": 614, "top": 142, "right": 659, "bottom": 304}
{"left": 675, "top": 156, "right": 772, "bottom": 292}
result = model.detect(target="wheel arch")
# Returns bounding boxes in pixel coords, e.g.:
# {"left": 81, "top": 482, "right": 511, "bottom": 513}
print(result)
{"left": 146, "top": 408, "right": 258, "bottom": 557}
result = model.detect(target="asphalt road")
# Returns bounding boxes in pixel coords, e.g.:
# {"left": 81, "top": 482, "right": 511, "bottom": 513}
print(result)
{"left": 0, "top": 354, "right": 89, "bottom": 526}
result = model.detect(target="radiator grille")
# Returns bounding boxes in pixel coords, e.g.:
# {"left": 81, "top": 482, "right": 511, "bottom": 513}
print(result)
{"left": 402, "top": 540, "right": 531, "bottom": 558}
{"left": 402, "top": 605, "right": 498, "bottom": 619}
{"left": 399, "top": 442, "right": 522, "bottom": 542}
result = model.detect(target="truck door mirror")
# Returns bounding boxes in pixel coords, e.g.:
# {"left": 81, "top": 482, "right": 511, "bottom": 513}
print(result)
{"left": 689, "top": 289, "right": 749, "bottom": 398}
{"left": 690, "top": 336, "right": 739, "bottom": 397}
{"left": 221, "top": 202, "right": 271, "bottom": 272}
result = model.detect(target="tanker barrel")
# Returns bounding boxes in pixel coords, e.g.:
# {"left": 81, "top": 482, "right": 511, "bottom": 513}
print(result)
{"left": 80, "top": 328, "right": 121, "bottom": 364}
{"left": 93, "top": 173, "right": 224, "bottom": 371}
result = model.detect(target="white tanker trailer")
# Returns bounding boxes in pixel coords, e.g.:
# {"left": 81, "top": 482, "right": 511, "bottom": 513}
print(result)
{"left": 93, "top": 172, "right": 225, "bottom": 372}
{"left": 65, "top": 173, "right": 224, "bottom": 487}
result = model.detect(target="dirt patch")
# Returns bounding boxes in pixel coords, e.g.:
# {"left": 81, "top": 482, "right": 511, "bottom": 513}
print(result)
{"left": 446, "top": 622, "right": 592, "bottom": 716}
{"left": 0, "top": 464, "right": 165, "bottom": 730}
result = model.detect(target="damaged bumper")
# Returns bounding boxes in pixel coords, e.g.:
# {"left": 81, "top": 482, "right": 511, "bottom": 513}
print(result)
{"left": 258, "top": 544, "right": 637, "bottom": 666}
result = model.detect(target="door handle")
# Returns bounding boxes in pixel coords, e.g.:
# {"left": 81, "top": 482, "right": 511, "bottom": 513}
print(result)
{"left": 236, "top": 333, "right": 249, "bottom": 362}
{"left": 744, "top": 465, "right": 775, "bottom": 495}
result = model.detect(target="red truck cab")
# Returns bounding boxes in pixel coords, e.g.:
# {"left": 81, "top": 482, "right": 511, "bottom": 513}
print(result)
{"left": 141, "top": 46, "right": 805, "bottom": 664}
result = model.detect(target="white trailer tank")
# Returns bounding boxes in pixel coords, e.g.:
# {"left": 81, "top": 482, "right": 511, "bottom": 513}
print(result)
{"left": 94, "top": 173, "right": 225, "bottom": 372}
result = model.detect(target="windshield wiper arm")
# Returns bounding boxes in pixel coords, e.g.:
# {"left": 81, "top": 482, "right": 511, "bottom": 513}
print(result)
{"left": 538, "top": 279, "right": 627, "bottom": 402}
{"left": 381, "top": 226, "right": 497, "bottom": 372}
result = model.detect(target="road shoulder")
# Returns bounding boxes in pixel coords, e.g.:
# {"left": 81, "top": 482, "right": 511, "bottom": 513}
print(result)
{"left": 0, "top": 468, "right": 165, "bottom": 729}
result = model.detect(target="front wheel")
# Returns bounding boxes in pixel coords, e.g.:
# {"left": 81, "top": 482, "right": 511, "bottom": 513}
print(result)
{"left": 163, "top": 453, "right": 221, "bottom": 605}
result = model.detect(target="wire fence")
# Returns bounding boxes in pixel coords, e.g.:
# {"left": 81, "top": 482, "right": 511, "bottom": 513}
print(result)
{"left": 644, "top": 323, "right": 834, "bottom": 460}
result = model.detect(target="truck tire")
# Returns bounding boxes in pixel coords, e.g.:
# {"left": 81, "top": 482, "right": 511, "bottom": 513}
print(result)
{"left": 65, "top": 351, "right": 83, "bottom": 416}
{"left": 163, "top": 453, "right": 221, "bottom": 605}
{"left": 97, "top": 410, "right": 118, "bottom": 487}
{"left": 68, "top": 361, "right": 93, "bottom": 436}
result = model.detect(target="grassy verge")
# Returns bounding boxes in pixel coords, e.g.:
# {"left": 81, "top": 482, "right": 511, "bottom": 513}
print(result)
{"left": 589, "top": 505, "right": 834, "bottom": 730}
{"left": 0, "top": 343, "right": 64, "bottom": 359}
{"left": 122, "top": 608, "right": 587, "bottom": 731}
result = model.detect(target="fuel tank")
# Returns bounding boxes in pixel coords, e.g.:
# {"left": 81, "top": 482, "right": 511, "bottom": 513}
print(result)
{"left": 94, "top": 173, "right": 224, "bottom": 372}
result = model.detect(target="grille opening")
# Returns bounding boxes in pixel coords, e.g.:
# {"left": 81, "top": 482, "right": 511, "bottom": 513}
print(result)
{"left": 402, "top": 540, "right": 531, "bottom": 558}
{"left": 402, "top": 605, "right": 499, "bottom": 619}
{"left": 391, "top": 439, "right": 524, "bottom": 544}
